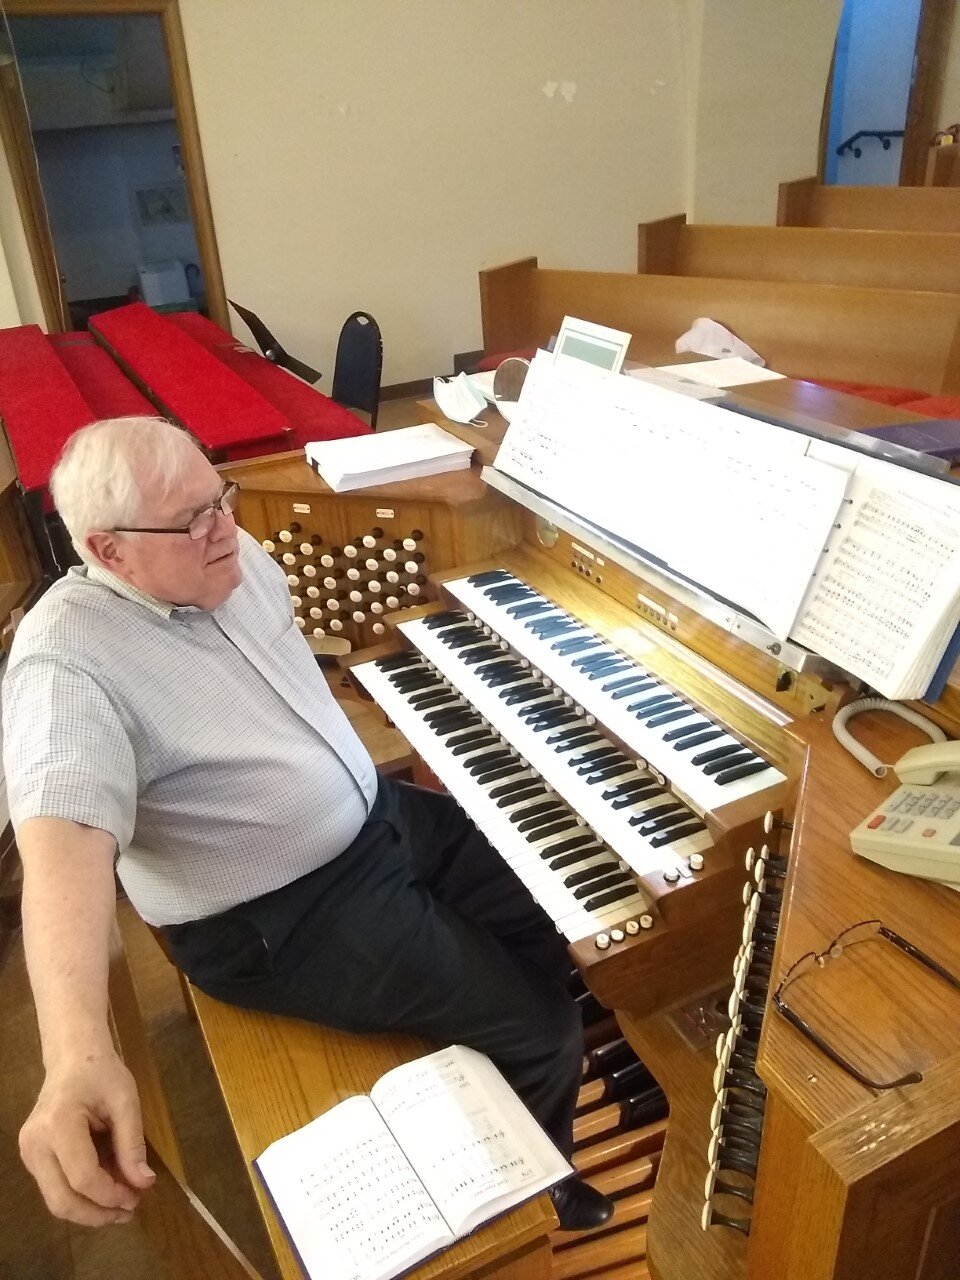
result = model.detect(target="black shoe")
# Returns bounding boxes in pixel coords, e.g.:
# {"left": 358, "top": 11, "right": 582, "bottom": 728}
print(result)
{"left": 549, "top": 1177, "right": 615, "bottom": 1231}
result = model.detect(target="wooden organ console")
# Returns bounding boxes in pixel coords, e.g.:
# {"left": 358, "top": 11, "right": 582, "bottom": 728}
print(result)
{"left": 228, "top": 447, "right": 960, "bottom": 1280}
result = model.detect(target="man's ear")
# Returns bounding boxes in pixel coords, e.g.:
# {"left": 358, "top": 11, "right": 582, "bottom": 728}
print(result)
{"left": 86, "top": 531, "right": 126, "bottom": 571}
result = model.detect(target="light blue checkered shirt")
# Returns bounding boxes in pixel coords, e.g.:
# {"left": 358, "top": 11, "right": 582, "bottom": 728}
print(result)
{"left": 3, "top": 530, "right": 378, "bottom": 925}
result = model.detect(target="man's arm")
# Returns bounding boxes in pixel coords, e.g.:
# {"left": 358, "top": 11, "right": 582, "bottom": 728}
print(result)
{"left": 17, "top": 817, "right": 155, "bottom": 1226}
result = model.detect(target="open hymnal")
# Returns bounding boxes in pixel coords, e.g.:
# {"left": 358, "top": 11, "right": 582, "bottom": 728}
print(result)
{"left": 305, "top": 424, "right": 473, "bottom": 493}
{"left": 492, "top": 353, "right": 960, "bottom": 700}
{"left": 255, "top": 1045, "right": 572, "bottom": 1280}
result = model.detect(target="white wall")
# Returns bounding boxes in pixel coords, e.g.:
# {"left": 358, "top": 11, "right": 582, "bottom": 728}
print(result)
{"left": 689, "top": 0, "right": 841, "bottom": 224}
{"left": 0, "top": 141, "right": 45, "bottom": 329}
{"left": 942, "top": 5, "right": 960, "bottom": 129}
{"left": 179, "top": 0, "right": 691, "bottom": 383}
{"left": 33, "top": 121, "right": 199, "bottom": 301}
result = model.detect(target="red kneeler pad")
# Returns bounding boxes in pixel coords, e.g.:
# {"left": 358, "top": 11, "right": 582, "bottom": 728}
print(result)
{"left": 0, "top": 324, "right": 95, "bottom": 492}
{"left": 90, "top": 303, "right": 293, "bottom": 454}
{"left": 48, "top": 332, "right": 156, "bottom": 421}
{"left": 165, "top": 311, "right": 371, "bottom": 458}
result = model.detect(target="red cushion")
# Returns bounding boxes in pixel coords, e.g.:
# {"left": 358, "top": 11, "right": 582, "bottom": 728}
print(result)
{"left": 48, "top": 332, "right": 156, "bottom": 420}
{"left": 476, "top": 347, "right": 538, "bottom": 373}
{"left": 165, "top": 312, "right": 370, "bottom": 456}
{"left": 896, "top": 395, "right": 960, "bottom": 419}
{"left": 0, "top": 325, "right": 95, "bottom": 490}
{"left": 89, "top": 303, "right": 292, "bottom": 452}
{"left": 811, "top": 378, "right": 924, "bottom": 406}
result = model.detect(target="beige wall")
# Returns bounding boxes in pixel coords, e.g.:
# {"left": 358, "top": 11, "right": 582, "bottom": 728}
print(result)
{"left": 179, "top": 0, "right": 690, "bottom": 383}
{"left": 0, "top": 140, "right": 45, "bottom": 329}
{"left": 689, "top": 0, "right": 841, "bottom": 225}
{"left": 0, "top": 1, "right": 840, "bottom": 375}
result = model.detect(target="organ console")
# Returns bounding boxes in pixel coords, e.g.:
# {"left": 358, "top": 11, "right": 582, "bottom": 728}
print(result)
{"left": 225, "top": 443, "right": 960, "bottom": 1280}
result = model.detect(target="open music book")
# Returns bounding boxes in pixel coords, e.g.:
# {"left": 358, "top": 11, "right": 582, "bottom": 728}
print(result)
{"left": 255, "top": 1045, "right": 572, "bottom": 1280}
{"left": 492, "top": 353, "right": 960, "bottom": 700}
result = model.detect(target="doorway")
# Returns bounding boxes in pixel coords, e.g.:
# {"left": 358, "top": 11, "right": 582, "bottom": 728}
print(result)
{"left": 822, "top": 0, "right": 956, "bottom": 186}
{"left": 0, "top": 0, "right": 226, "bottom": 331}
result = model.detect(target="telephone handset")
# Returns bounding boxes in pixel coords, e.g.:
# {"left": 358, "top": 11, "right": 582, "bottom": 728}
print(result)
{"left": 850, "top": 740, "right": 960, "bottom": 887}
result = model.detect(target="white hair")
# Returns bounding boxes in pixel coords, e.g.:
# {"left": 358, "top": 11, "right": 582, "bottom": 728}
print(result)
{"left": 50, "top": 417, "right": 203, "bottom": 561}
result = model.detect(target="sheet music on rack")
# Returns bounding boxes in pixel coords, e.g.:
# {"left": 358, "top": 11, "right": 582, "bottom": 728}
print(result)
{"left": 492, "top": 352, "right": 960, "bottom": 700}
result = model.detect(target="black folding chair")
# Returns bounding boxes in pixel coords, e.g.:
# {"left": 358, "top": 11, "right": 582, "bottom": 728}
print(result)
{"left": 331, "top": 312, "right": 383, "bottom": 430}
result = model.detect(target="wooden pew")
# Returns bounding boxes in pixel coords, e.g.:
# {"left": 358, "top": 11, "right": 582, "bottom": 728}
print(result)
{"left": 478, "top": 257, "right": 960, "bottom": 394}
{"left": 636, "top": 215, "right": 960, "bottom": 294}
{"left": 777, "top": 176, "right": 960, "bottom": 231}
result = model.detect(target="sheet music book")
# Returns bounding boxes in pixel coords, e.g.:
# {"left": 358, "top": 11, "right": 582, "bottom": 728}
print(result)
{"left": 492, "top": 354, "right": 960, "bottom": 699}
{"left": 304, "top": 425, "right": 473, "bottom": 492}
{"left": 255, "top": 1045, "right": 571, "bottom": 1280}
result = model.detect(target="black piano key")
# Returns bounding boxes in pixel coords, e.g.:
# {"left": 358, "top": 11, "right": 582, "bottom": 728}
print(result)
{"left": 610, "top": 682, "right": 660, "bottom": 703}
{"left": 517, "top": 807, "right": 569, "bottom": 834}
{"left": 662, "top": 718, "right": 713, "bottom": 742}
{"left": 553, "top": 734, "right": 603, "bottom": 754}
{"left": 628, "top": 801, "right": 683, "bottom": 827}
{"left": 451, "top": 734, "right": 498, "bottom": 757}
{"left": 467, "top": 750, "right": 513, "bottom": 776}
{"left": 585, "top": 661, "right": 632, "bottom": 681}
{"left": 532, "top": 711, "right": 582, "bottom": 734}
{"left": 553, "top": 637, "right": 602, "bottom": 656}
{"left": 715, "top": 759, "right": 770, "bottom": 785}
{"left": 527, "top": 817, "right": 579, "bottom": 842}
{"left": 611, "top": 784, "right": 662, "bottom": 809}
{"left": 692, "top": 742, "right": 747, "bottom": 767}
{"left": 702, "top": 751, "right": 755, "bottom": 777}
{"left": 460, "top": 646, "right": 504, "bottom": 666}
{"left": 602, "top": 777, "right": 652, "bottom": 800}
{"left": 489, "top": 775, "right": 540, "bottom": 800}
{"left": 375, "top": 652, "right": 422, "bottom": 670}
{"left": 423, "top": 609, "right": 467, "bottom": 628}
{"left": 637, "top": 809, "right": 695, "bottom": 835}
{"left": 573, "top": 871, "right": 631, "bottom": 900}
{"left": 576, "top": 752, "right": 625, "bottom": 776}
{"left": 582, "top": 882, "right": 639, "bottom": 912}
{"left": 520, "top": 700, "right": 566, "bottom": 721}
{"left": 645, "top": 707, "right": 697, "bottom": 730}
{"left": 601, "top": 673, "right": 647, "bottom": 693}
{"left": 545, "top": 724, "right": 595, "bottom": 745}
{"left": 546, "top": 845, "right": 607, "bottom": 870}
{"left": 496, "top": 786, "right": 544, "bottom": 809}
{"left": 540, "top": 832, "right": 595, "bottom": 857}
{"left": 467, "top": 568, "right": 511, "bottom": 585}
{"left": 584, "top": 761, "right": 635, "bottom": 785}
{"left": 507, "top": 600, "right": 554, "bottom": 619}
{"left": 626, "top": 693, "right": 676, "bottom": 715}
{"left": 508, "top": 799, "right": 559, "bottom": 825}
{"left": 569, "top": 745, "right": 619, "bottom": 768}
{"left": 479, "top": 762, "right": 528, "bottom": 786}
{"left": 572, "top": 650, "right": 618, "bottom": 671}
{"left": 486, "top": 669, "right": 527, "bottom": 688}
{"left": 501, "top": 686, "right": 553, "bottom": 707}
{"left": 650, "top": 820, "right": 707, "bottom": 847}
{"left": 563, "top": 861, "right": 617, "bottom": 888}
{"left": 433, "top": 714, "right": 480, "bottom": 736}
{"left": 673, "top": 728, "right": 725, "bottom": 752}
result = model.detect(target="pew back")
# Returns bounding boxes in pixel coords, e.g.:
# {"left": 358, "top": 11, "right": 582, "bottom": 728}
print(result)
{"left": 777, "top": 177, "right": 960, "bottom": 231}
{"left": 637, "top": 217, "right": 960, "bottom": 294}
{"left": 479, "top": 258, "right": 960, "bottom": 393}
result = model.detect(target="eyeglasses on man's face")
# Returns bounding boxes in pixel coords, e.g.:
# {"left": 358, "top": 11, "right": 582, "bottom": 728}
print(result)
{"left": 114, "top": 482, "right": 240, "bottom": 541}
{"left": 773, "top": 919, "right": 960, "bottom": 1091}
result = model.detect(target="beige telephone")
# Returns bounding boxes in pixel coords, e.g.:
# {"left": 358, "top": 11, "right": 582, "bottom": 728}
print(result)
{"left": 850, "top": 741, "right": 960, "bottom": 887}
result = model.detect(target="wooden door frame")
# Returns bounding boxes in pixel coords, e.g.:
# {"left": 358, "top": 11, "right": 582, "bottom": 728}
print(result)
{"left": 0, "top": 0, "right": 228, "bottom": 330}
{"left": 901, "top": 0, "right": 957, "bottom": 185}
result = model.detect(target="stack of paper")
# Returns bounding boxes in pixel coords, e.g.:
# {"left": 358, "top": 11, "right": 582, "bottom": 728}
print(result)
{"left": 305, "top": 424, "right": 473, "bottom": 493}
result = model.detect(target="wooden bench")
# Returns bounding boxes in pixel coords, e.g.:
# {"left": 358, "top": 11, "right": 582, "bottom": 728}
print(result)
{"left": 109, "top": 909, "right": 557, "bottom": 1280}
{"left": 636, "top": 214, "right": 960, "bottom": 294}
{"left": 777, "top": 177, "right": 960, "bottom": 231}
{"left": 479, "top": 257, "right": 960, "bottom": 394}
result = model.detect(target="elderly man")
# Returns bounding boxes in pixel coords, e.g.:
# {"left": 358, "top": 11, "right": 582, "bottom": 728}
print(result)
{"left": 5, "top": 416, "right": 613, "bottom": 1234}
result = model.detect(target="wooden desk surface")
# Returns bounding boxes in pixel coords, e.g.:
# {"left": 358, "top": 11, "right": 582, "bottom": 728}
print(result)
{"left": 188, "top": 993, "right": 556, "bottom": 1280}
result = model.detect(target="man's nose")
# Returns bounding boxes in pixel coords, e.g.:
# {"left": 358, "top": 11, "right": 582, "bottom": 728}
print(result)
{"left": 209, "top": 507, "right": 236, "bottom": 538}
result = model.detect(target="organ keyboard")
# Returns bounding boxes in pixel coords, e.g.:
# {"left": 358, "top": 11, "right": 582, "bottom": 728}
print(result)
{"left": 230, "top": 443, "right": 960, "bottom": 1280}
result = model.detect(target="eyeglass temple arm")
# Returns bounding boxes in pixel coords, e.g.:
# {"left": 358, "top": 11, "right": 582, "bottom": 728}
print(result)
{"left": 772, "top": 994, "right": 924, "bottom": 1091}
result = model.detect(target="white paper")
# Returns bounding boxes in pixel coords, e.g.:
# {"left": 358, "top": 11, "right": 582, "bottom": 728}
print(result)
{"left": 256, "top": 1096, "right": 449, "bottom": 1280}
{"left": 655, "top": 357, "right": 786, "bottom": 388}
{"left": 305, "top": 424, "right": 473, "bottom": 492}
{"left": 371, "top": 1046, "right": 567, "bottom": 1237}
{"left": 494, "top": 355, "right": 849, "bottom": 638}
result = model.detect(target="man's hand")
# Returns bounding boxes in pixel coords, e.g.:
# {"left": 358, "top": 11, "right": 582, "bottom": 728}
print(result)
{"left": 19, "top": 1051, "right": 156, "bottom": 1227}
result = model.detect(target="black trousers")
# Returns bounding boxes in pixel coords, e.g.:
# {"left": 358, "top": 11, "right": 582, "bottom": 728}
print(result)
{"left": 163, "top": 776, "right": 584, "bottom": 1157}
